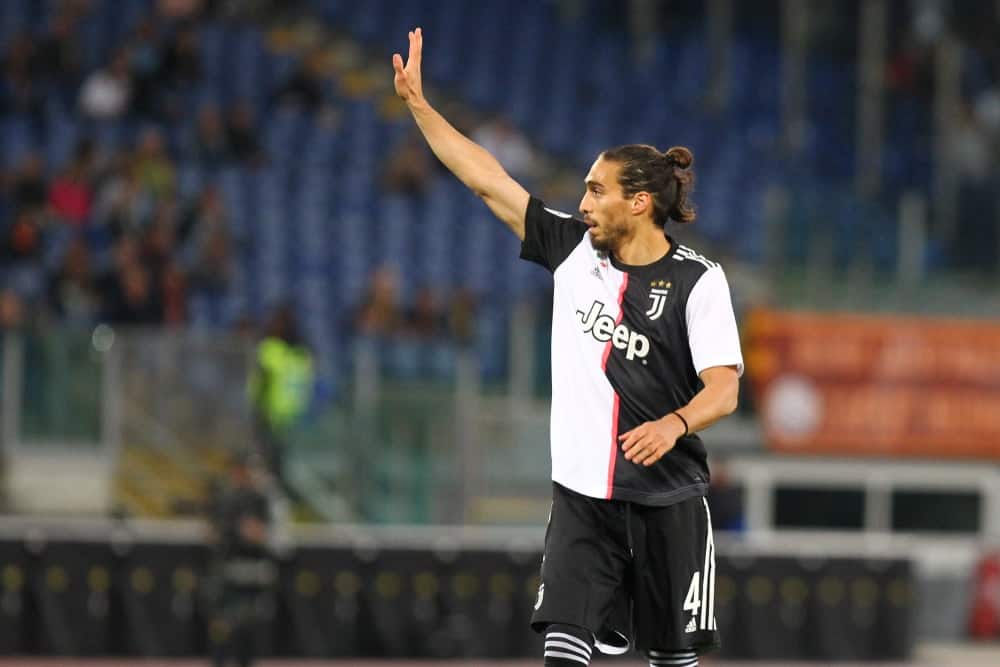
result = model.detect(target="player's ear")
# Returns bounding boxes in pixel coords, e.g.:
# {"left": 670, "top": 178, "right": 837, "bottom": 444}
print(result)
{"left": 631, "top": 191, "right": 651, "bottom": 216}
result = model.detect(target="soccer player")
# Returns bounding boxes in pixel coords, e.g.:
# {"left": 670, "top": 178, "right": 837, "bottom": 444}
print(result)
{"left": 393, "top": 28, "right": 743, "bottom": 667}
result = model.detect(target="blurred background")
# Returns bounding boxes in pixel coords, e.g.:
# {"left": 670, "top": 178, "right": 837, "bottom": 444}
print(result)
{"left": 0, "top": 0, "right": 999, "bottom": 664}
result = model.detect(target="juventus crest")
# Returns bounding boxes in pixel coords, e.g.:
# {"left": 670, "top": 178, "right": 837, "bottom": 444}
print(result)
{"left": 646, "top": 281, "right": 672, "bottom": 320}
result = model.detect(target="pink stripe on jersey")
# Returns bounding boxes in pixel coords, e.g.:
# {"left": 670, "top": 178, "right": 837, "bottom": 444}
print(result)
{"left": 601, "top": 274, "right": 629, "bottom": 370}
{"left": 606, "top": 393, "right": 620, "bottom": 499}
{"left": 603, "top": 274, "right": 629, "bottom": 498}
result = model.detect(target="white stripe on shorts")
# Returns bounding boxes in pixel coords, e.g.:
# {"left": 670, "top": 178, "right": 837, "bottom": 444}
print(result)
{"left": 699, "top": 497, "right": 716, "bottom": 630}
{"left": 703, "top": 497, "right": 716, "bottom": 630}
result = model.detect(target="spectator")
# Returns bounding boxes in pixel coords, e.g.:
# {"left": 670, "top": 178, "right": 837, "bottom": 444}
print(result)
{"left": 2, "top": 208, "right": 44, "bottom": 262}
{"left": 447, "top": 287, "right": 478, "bottom": 345}
{"left": 98, "top": 236, "right": 158, "bottom": 325}
{"left": 97, "top": 235, "right": 139, "bottom": 293}
{"left": 353, "top": 265, "right": 403, "bottom": 337}
{"left": 383, "top": 133, "right": 434, "bottom": 196}
{"left": 134, "top": 128, "right": 177, "bottom": 199}
{"left": 162, "top": 260, "right": 188, "bottom": 325}
{"left": 189, "top": 105, "right": 232, "bottom": 166}
{"left": 0, "top": 34, "right": 43, "bottom": 116}
{"left": 136, "top": 199, "right": 187, "bottom": 326}
{"left": 158, "top": 25, "right": 202, "bottom": 85}
{"left": 158, "top": 0, "right": 206, "bottom": 21}
{"left": 226, "top": 103, "right": 265, "bottom": 165}
{"left": 47, "top": 237, "right": 101, "bottom": 326}
{"left": 187, "top": 222, "right": 235, "bottom": 299}
{"left": 404, "top": 286, "right": 445, "bottom": 339}
{"left": 0, "top": 289, "right": 28, "bottom": 332}
{"left": 1, "top": 207, "right": 47, "bottom": 303}
{"left": 79, "top": 49, "right": 133, "bottom": 120}
{"left": 10, "top": 153, "right": 48, "bottom": 214}
{"left": 33, "top": 7, "right": 85, "bottom": 94}
{"left": 92, "top": 155, "right": 153, "bottom": 238}
{"left": 272, "top": 51, "right": 327, "bottom": 111}
{"left": 103, "top": 262, "right": 162, "bottom": 325}
{"left": 48, "top": 140, "right": 96, "bottom": 226}
{"left": 179, "top": 185, "right": 227, "bottom": 244}
{"left": 141, "top": 201, "right": 181, "bottom": 293}
{"left": 127, "top": 19, "right": 166, "bottom": 118}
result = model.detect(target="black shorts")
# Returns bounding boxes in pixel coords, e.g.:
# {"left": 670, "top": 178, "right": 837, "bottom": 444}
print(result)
{"left": 530, "top": 482, "right": 720, "bottom": 655}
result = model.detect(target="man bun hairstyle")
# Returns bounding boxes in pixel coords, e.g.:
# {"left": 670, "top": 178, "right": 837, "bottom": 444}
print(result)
{"left": 601, "top": 144, "right": 696, "bottom": 227}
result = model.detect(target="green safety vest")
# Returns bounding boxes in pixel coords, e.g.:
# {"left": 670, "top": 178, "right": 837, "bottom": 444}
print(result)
{"left": 249, "top": 338, "right": 315, "bottom": 430}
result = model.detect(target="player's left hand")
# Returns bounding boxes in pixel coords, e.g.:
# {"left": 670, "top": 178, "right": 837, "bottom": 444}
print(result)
{"left": 618, "top": 416, "right": 684, "bottom": 466}
{"left": 392, "top": 27, "right": 425, "bottom": 106}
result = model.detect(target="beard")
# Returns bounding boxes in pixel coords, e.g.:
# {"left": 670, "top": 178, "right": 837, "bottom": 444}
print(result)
{"left": 588, "top": 219, "right": 630, "bottom": 254}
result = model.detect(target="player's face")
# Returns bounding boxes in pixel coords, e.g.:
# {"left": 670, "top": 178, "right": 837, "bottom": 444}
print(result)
{"left": 580, "top": 157, "right": 633, "bottom": 254}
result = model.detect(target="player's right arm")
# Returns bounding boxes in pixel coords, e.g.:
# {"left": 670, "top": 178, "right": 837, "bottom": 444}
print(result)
{"left": 393, "top": 28, "right": 529, "bottom": 240}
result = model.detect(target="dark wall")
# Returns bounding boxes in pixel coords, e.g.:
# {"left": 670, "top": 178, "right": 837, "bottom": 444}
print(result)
{"left": 0, "top": 536, "right": 915, "bottom": 660}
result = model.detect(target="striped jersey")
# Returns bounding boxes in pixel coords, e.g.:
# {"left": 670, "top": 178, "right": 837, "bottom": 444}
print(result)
{"left": 520, "top": 197, "right": 744, "bottom": 506}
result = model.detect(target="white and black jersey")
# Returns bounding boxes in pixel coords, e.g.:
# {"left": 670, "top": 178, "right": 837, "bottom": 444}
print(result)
{"left": 520, "top": 197, "right": 744, "bottom": 506}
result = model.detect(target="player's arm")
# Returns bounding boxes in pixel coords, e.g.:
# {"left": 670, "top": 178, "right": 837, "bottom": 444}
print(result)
{"left": 619, "top": 366, "right": 739, "bottom": 467}
{"left": 393, "top": 28, "right": 529, "bottom": 239}
{"left": 620, "top": 265, "right": 744, "bottom": 467}
{"left": 672, "top": 365, "right": 740, "bottom": 431}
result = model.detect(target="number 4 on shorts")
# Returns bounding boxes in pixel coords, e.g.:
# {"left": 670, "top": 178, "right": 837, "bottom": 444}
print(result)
{"left": 683, "top": 571, "right": 701, "bottom": 617}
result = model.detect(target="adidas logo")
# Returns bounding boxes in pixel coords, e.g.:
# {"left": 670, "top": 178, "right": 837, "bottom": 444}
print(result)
{"left": 685, "top": 618, "right": 697, "bottom": 633}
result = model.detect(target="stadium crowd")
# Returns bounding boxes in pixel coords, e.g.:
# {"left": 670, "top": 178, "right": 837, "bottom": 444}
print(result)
{"left": 1, "top": 0, "right": 262, "bottom": 333}
{"left": 2, "top": 0, "right": 999, "bottom": 343}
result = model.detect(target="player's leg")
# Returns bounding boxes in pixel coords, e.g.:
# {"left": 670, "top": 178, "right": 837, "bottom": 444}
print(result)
{"left": 530, "top": 483, "right": 631, "bottom": 665}
{"left": 630, "top": 496, "right": 720, "bottom": 661}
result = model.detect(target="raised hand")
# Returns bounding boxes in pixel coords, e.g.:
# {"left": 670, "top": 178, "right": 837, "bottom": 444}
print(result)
{"left": 389, "top": 25, "right": 530, "bottom": 239}
{"left": 392, "top": 27, "right": 425, "bottom": 105}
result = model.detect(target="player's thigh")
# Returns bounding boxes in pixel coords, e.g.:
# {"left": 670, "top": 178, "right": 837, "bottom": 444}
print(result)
{"left": 631, "top": 496, "right": 720, "bottom": 654}
{"left": 531, "top": 483, "right": 629, "bottom": 634}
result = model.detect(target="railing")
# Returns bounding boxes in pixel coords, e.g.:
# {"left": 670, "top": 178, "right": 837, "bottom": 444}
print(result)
{"left": 0, "top": 328, "right": 253, "bottom": 515}
{"left": 2, "top": 323, "right": 998, "bottom": 546}
{"left": 1, "top": 330, "right": 105, "bottom": 449}
{"left": 285, "top": 335, "right": 553, "bottom": 526}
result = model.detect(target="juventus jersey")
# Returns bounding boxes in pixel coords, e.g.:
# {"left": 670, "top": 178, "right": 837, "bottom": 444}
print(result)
{"left": 520, "top": 197, "right": 744, "bottom": 506}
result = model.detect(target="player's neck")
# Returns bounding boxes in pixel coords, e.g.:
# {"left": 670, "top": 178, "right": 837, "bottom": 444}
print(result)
{"left": 613, "top": 226, "right": 671, "bottom": 267}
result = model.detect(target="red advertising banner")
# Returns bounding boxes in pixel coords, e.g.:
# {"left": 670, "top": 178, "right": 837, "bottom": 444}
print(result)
{"left": 745, "top": 309, "right": 1000, "bottom": 458}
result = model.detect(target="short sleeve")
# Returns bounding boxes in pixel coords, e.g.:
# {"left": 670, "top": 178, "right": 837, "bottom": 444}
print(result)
{"left": 519, "top": 197, "right": 588, "bottom": 272}
{"left": 685, "top": 265, "right": 744, "bottom": 377}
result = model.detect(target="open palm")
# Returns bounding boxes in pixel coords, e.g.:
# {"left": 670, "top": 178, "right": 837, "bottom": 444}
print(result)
{"left": 392, "top": 27, "right": 424, "bottom": 104}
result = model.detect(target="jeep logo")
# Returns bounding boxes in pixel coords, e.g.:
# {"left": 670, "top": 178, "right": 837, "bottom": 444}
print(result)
{"left": 577, "top": 301, "right": 650, "bottom": 361}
